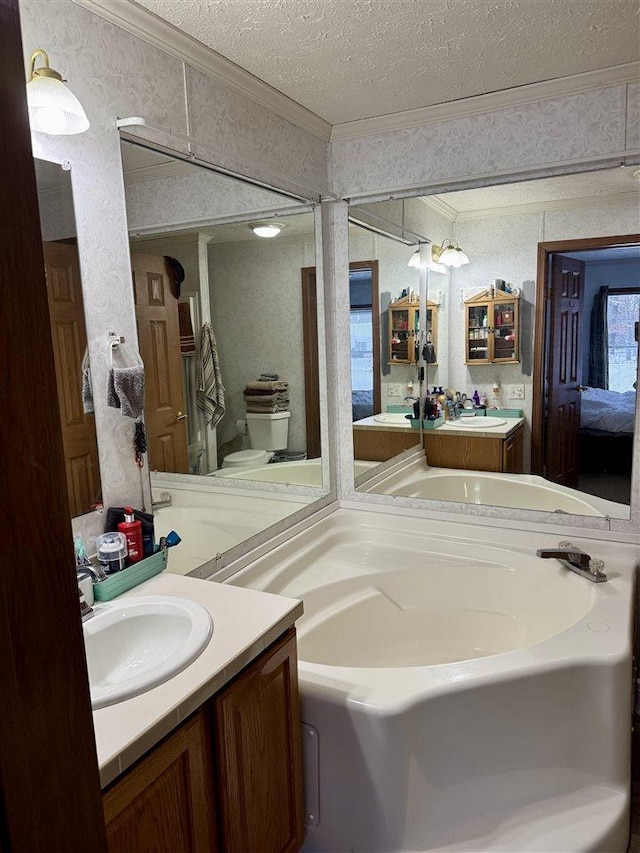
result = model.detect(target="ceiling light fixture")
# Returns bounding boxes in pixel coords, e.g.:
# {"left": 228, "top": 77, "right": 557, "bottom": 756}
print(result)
{"left": 250, "top": 222, "right": 285, "bottom": 239}
{"left": 26, "top": 49, "right": 90, "bottom": 135}
{"left": 431, "top": 240, "right": 470, "bottom": 268}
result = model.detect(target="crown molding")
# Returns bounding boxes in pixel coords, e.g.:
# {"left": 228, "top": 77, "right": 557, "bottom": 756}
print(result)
{"left": 330, "top": 63, "right": 640, "bottom": 142}
{"left": 451, "top": 191, "right": 639, "bottom": 222}
{"left": 72, "top": 0, "right": 332, "bottom": 142}
{"left": 416, "top": 195, "right": 458, "bottom": 222}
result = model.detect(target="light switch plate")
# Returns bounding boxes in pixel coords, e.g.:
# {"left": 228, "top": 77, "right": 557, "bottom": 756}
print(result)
{"left": 507, "top": 384, "right": 525, "bottom": 400}
{"left": 388, "top": 384, "right": 403, "bottom": 398}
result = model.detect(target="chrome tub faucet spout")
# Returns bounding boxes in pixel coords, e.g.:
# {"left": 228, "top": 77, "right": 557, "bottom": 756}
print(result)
{"left": 536, "top": 541, "right": 607, "bottom": 583}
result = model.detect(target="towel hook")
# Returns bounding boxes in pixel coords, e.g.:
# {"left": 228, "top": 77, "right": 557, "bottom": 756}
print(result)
{"left": 108, "top": 332, "right": 125, "bottom": 348}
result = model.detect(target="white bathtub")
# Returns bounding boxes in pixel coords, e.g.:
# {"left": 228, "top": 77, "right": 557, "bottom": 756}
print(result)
{"left": 215, "top": 459, "right": 377, "bottom": 486}
{"left": 229, "top": 509, "right": 636, "bottom": 852}
{"left": 152, "top": 483, "right": 310, "bottom": 575}
{"left": 363, "top": 460, "right": 629, "bottom": 518}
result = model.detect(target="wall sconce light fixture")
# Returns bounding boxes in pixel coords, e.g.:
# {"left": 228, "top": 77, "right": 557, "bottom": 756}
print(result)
{"left": 250, "top": 222, "right": 286, "bottom": 239}
{"left": 431, "top": 240, "right": 470, "bottom": 268}
{"left": 26, "top": 49, "right": 90, "bottom": 135}
{"left": 407, "top": 246, "right": 448, "bottom": 274}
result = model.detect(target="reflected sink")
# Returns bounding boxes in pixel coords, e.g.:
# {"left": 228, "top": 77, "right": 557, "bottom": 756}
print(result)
{"left": 447, "top": 418, "right": 507, "bottom": 428}
{"left": 83, "top": 595, "right": 213, "bottom": 709}
{"left": 373, "top": 412, "right": 412, "bottom": 425}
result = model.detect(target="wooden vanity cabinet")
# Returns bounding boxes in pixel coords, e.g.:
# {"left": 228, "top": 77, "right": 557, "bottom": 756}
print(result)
{"left": 103, "top": 628, "right": 304, "bottom": 853}
{"left": 213, "top": 628, "right": 304, "bottom": 853}
{"left": 423, "top": 422, "right": 524, "bottom": 473}
{"left": 103, "top": 711, "right": 217, "bottom": 852}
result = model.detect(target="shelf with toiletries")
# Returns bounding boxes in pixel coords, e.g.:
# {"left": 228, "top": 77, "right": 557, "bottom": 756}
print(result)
{"left": 464, "top": 289, "right": 520, "bottom": 365}
{"left": 388, "top": 296, "right": 438, "bottom": 365}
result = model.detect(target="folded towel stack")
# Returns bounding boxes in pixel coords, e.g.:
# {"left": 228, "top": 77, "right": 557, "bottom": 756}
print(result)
{"left": 243, "top": 379, "right": 289, "bottom": 413}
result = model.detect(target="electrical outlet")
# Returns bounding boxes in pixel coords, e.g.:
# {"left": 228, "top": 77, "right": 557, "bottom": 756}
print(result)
{"left": 507, "top": 384, "right": 525, "bottom": 400}
{"left": 388, "top": 384, "right": 403, "bottom": 398}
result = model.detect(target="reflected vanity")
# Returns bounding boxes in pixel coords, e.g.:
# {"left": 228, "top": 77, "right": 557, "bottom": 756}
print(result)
{"left": 350, "top": 170, "right": 639, "bottom": 522}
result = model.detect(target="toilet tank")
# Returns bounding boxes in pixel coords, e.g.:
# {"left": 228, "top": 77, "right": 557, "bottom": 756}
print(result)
{"left": 246, "top": 411, "right": 290, "bottom": 451}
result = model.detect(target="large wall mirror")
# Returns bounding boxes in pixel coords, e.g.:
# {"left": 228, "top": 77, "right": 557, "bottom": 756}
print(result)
{"left": 353, "top": 168, "right": 639, "bottom": 522}
{"left": 35, "top": 157, "right": 102, "bottom": 518}
{"left": 119, "top": 140, "right": 327, "bottom": 573}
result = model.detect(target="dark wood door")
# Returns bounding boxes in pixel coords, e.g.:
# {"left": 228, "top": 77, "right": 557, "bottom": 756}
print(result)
{"left": 103, "top": 711, "right": 217, "bottom": 852}
{"left": 44, "top": 241, "right": 101, "bottom": 515}
{"left": 0, "top": 2, "right": 106, "bottom": 849}
{"left": 132, "top": 252, "right": 189, "bottom": 473}
{"left": 545, "top": 254, "right": 585, "bottom": 487}
{"left": 213, "top": 629, "right": 305, "bottom": 853}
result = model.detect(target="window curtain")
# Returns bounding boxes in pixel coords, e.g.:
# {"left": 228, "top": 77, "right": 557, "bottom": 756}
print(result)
{"left": 588, "top": 285, "right": 609, "bottom": 389}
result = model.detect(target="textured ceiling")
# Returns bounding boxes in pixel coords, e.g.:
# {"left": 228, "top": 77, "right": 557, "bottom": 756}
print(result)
{"left": 133, "top": 0, "right": 639, "bottom": 124}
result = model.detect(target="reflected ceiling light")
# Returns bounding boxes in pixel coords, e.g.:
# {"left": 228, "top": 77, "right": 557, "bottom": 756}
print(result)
{"left": 26, "top": 49, "right": 90, "bottom": 135}
{"left": 250, "top": 222, "right": 285, "bottom": 238}
{"left": 408, "top": 247, "right": 448, "bottom": 274}
{"left": 431, "top": 240, "right": 470, "bottom": 268}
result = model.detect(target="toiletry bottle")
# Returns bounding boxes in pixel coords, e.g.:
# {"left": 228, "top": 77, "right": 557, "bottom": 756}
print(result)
{"left": 118, "top": 507, "right": 144, "bottom": 564}
{"left": 472, "top": 389, "right": 480, "bottom": 407}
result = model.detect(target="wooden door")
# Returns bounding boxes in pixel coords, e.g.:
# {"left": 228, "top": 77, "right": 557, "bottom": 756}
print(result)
{"left": 1, "top": 2, "right": 107, "bottom": 848}
{"left": 213, "top": 629, "right": 305, "bottom": 853}
{"left": 43, "top": 241, "right": 101, "bottom": 516}
{"left": 103, "top": 711, "right": 217, "bottom": 852}
{"left": 545, "top": 254, "right": 585, "bottom": 487}
{"left": 132, "top": 253, "right": 189, "bottom": 473}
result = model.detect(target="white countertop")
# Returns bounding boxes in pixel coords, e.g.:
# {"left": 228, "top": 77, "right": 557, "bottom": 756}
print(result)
{"left": 353, "top": 415, "right": 415, "bottom": 431}
{"left": 91, "top": 573, "right": 303, "bottom": 789}
{"left": 429, "top": 416, "right": 524, "bottom": 439}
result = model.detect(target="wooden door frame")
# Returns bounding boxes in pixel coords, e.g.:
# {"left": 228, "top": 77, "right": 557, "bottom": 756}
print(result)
{"left": 301, "top": 267, "right": 322, "bottom": 457}
{"left": 0, "top": 1, "right": 107, "bottom": 848}
{"left": 531, "top": 233, "right": 640, "bottom": 474}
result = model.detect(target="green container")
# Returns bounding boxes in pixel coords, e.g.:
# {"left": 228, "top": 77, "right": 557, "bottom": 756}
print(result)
{"left": 487, "top": 408, "right": 523, "bottom": 418}
{"left": 93, "top": 547, "right": 168, "bottom": 601}
{"left": 386, "top": 405, "right": 413, "bottom": 414}
{"left": 422, "top": 416, "right": 444, "bottom": 430}
{"left": 409, "top": 418, "right": 421, "bottom": 430}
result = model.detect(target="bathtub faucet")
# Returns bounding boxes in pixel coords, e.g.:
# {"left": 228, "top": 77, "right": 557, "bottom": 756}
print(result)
{"left": 152, "top": 491, "right": 172, "bottom": 510}
{"left": 536, "top": 541, "right": 607, "bottom": 583}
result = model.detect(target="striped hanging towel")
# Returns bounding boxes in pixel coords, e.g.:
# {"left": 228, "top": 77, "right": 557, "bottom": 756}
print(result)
{"left": 196, "top": 322, "right": 225, "bottom": 427}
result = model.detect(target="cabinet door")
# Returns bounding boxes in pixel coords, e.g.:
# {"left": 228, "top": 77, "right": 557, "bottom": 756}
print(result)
{"left": 502, "top": 425, "right": 524, "bottom": 473}
{"left": 213, "top": 629, "right": 304, "bottom": 853}
{"left": 492, "top": 297, "right": 519, "bottom": 362}
{"left": 389, "top": 306, "right": 411, "bottom": 363}
{"left": 465, "top": 302, "right": 491, "bottom": 363}
{"left": 103, "top": 712, "right": 217, "bottom": 853}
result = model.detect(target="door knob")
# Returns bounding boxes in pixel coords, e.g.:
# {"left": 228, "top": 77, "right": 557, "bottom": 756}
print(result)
{"left": 176, "top": 411, "right": 188, "bottom": 421}
{"left": 576, "top": 385, "right": 589, "bottom": 392}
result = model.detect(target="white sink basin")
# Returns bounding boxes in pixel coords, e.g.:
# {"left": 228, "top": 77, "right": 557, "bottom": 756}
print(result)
{"left": 447, "top": 418, "right": 507, "bottom": 428}
{"left": 373, "top": 412, "right": 412, "bottom": 425}
{"left": 83, "top": 595, "right": 213, "bottom": 709}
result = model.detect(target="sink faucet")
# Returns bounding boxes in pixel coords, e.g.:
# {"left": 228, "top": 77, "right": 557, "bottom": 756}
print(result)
{"left": 536, "top": 541, "right": 607, "bottom": 583}
{"left": 78, "top": 585, "right": 94, "bottom": 622}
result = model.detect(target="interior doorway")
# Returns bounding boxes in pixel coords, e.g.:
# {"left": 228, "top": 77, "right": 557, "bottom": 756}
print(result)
{"left": 532, "top": 234, "right": 640, "bottom": 504}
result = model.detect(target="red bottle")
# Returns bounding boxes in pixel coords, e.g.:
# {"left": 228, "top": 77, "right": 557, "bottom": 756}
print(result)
{"left": 118, "top": 507, "right": 144, "bottom": 565}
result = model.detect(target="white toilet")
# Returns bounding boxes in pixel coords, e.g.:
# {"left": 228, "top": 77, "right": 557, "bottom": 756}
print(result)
{"left": 221, "top": 411, "right": 290, "bottom": 470}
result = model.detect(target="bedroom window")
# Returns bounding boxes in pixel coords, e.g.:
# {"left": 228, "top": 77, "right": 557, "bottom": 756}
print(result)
{"left": 607, "top": 290, "right": 640, "bottom": 392}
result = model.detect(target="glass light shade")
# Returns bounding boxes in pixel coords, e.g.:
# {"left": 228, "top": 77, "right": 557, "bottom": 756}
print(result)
{"left": 432, "top": 241, "right": 470, "bottom": 268}
{"left": 251, "top": 223, "right": 284, "bottom": 238}
{"left": 27, "top": 75, "right": 90, "bottom": 135}
{"left": 407, "top": 250, "right": 421, "bottom": 269}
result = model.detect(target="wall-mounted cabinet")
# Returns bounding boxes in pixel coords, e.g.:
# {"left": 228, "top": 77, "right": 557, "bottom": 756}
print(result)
{"left": 388, "top": 297, "right": 438, "bottom": 365}
{"left": 465, "top": 290, "right": 520, "bottom": 364}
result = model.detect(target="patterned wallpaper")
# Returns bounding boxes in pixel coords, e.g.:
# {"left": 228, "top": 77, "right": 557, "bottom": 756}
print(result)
{"left": 331, "top": 86, "right": 631, "bottom": 198}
